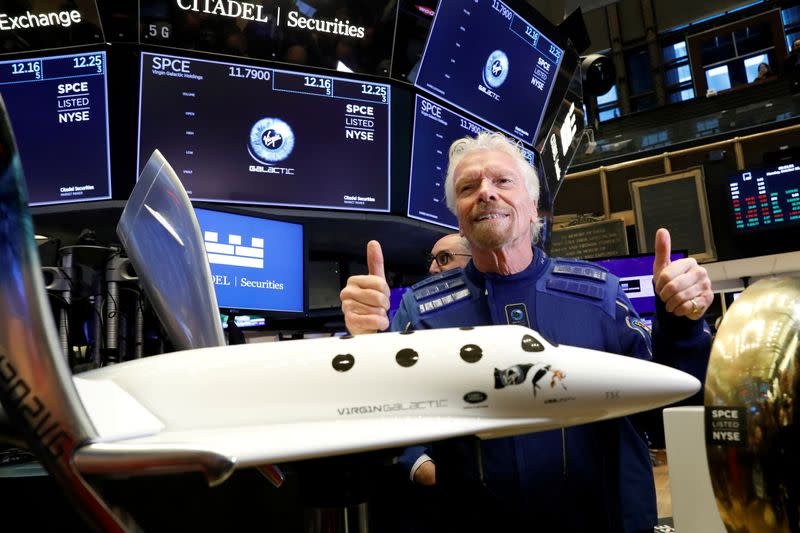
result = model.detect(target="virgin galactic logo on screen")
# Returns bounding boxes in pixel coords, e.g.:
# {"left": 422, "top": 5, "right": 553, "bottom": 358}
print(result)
{"left": 138, "top": 53, "right": 391, "bottom": 211}
{"left": 483, "top": 50, "right": 509, "bottom": 90}
{"left": 415, "top": 0, "right": 563, "bottom": 145}
{"left": 249, "top": 117, "right": 295, "bottom": 164}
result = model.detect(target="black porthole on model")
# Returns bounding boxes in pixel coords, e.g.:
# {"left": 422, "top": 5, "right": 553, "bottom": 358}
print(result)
{"left": 521, "top": 335, "right": 544, "bottom": 352}
{"left": 460, "top": 344, "right": 483, "bottom": 363}
{"left": 332, "top": 354, "right": 355, "bottom": 372}
{"left": 396, "top": 348, "right": 419, "bottom": 367}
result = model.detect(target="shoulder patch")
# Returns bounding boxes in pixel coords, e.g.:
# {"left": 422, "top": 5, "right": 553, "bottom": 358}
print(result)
{"left": 411, "top": 268, "right": 463, "bottom": 290}
{"left": 417, "top": 287, "right": 472, "bottom": 315}
{"left": 412, "top": 270, "right": 466, "bottom": 300}
{"left": 407, "top": 269, "right": 473, "bottom": 316}
{"left": 551, "top": 258, "right": 608, "bottom": 281}
{"left": 625, "top": 315, "right": 652, "bottom": 356}
{"left": 626, "top": 316, "right": 651, "bottom": 333}
{"left": 546, "top": 278, "right": 605, "bottom": 300}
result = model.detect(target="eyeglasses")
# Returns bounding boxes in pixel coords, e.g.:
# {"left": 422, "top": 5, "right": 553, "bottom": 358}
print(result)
{"left": 425, "top": 250, "right": 472, "bottom": 268}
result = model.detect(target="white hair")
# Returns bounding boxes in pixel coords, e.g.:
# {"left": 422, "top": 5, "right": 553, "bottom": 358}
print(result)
{"left": 444, "top": 131, "right": 543, "bottom": 243}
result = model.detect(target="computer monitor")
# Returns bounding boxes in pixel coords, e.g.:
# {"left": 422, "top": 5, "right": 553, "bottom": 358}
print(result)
{"left": 593, "top": 251, "right": 688, "bottom": 316}
{"left": 138, "top": 52, "right": 391, "bottom": 211}
{"left": 220, "top": 313, "right": 266, "bottom": 329}
{"left": 726, "top": 162, "right": 800, "bottom": 233}
{"left": 138, "top": 0, "right": 397, "bottom": 75}
{"left": 414, "top": 0, "right": 564, "bottom": 145}
{"left": 0, "top": 50, "right": 112, "bottom": 205}
{"left": 407, "top": 94, "right": 537, "bottom": 229}
{"left": 194, "top": 207, "right": 304, "bottom": 314}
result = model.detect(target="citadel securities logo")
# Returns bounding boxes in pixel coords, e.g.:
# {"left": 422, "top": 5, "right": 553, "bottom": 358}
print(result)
{"left": 175, "top": 1, "right": 367, "bottom": 39}
{"left": 483, "top": 50, "right": 509, "bottom": 89}
{"left": 176, "top": 0, "right": 274, "bottom": 22}
{"left": 0, "top": 10, "right": 81, "bottom": 31}
{"left": 248, "top": 117, "right": 295, "bottom": 164}
{"left": 286, "top": 11, "right": 365, "bottom": 38}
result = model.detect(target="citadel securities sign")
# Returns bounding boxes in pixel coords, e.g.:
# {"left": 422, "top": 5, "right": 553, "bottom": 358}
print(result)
{"left": 175, "top": 0, "right": 367, "bottom": 38}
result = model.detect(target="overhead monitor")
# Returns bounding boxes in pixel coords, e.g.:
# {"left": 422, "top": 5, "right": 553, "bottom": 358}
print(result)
{"left": 726, "top": 163, "right": 800, "bottom": 233}
{"left": 138, "top": 0, "right": 397, "bottom": 75}
{"left": 0, "top": 50, "right": 112, "bottom": 205}
{"left": 408, "top": 95, "right": 536, "bottom": 229}
{"left": 414, "top": 0, "right": 564, "bottom": 145}
{"left": 194, "top": 207, "right": 304, "bottom": 314}
{"left": 138, "top": 52, "right": 391, "bottom": 211}
{"left": 0, "top": 2, "right": 104, "bottom": 54}
{"left": 594, "top": 251, "right": 688, "bottom": 317}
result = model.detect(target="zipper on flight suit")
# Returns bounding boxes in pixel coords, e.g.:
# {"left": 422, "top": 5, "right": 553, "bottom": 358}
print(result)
{"left": 484, "top": 280, "right": 567, "bottom": 483}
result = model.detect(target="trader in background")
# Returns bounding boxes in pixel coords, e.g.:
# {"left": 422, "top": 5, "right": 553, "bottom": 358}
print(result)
{"left": 340, "top": 131, "right": 712, "bottom": 533}
{"left": 426, "top": 233, "right": 471, "bottom": 274}
{"left": 784, "top": 37, "right": 800, "bottom": 78}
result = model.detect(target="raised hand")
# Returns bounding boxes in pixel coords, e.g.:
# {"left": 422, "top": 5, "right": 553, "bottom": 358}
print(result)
{"left": 652, "top": 228, "right": 712, "bottom": 320}
{"left": 340, "top": 240, "right": 391, "bottom": 334}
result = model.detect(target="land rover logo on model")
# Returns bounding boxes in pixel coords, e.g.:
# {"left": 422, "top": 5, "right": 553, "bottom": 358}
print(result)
{"left": 463, "top": 391, "right": 488, "bottom": 404}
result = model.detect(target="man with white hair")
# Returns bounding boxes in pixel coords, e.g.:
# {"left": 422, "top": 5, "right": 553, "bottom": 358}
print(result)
{"left": 340, "top": 132, "right": 712, "bottom": 532}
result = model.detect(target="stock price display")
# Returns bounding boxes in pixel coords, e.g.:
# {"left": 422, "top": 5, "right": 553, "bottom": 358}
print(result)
{"left": 728, "top": 164, "right": 800, "bottom": 232}
{"left": 0, "top": 51, "right": 111, "bottom": 205}
{"left": 408, "top": 95, "right": 535, "bottom": 229}
{"left": 138, "top": 53, "right": 391, "bottom": 211}
{"left": 415, "top": 0, "right": 563, "bottom": 145}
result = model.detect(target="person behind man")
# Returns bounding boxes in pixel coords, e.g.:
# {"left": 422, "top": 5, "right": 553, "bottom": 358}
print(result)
{"left": 426, "top": 233, "right": 471, "bottom": 274}
{"left": 784, "top": 38, "right": 800, "bottom": 78}
{"left": 339, "top": 132, "right": 712, "bottom": 532}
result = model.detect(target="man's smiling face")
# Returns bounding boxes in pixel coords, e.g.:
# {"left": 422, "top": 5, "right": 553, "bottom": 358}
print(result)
{"left": 453, "top": 149, "right": 536, "bottom": 250}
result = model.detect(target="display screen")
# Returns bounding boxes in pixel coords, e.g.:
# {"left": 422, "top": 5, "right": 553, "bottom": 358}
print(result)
{"left": 220, "top": 313, "right": 266, "bottom": 329}
{"left": 0, "top": 50, "right": 111, "bottom": 205}
{"left": 727, "top": 163, "right": 800, "bottom": 232}
{"left": 0, "top": 0, "right": 104, "bottom": 54}
{"left": 138, "top": 52, "right": 391, "bottom": 211}
{"left": 408, "top": 95, "right": 536, "bottom": 229}
{"left": 139, "top": 0, "right": 397, "bottom": 75}
{"left": 594, "top": 252, "right": 687, "bottom": 316}
{"left": 414, "top": 0, "right": 563, "bottom": 145}
{"left": 195, "top": 208, "right": 304, "bottom": 313}
{"left": 391, "top": 0, "right": 437, "bottom": 81}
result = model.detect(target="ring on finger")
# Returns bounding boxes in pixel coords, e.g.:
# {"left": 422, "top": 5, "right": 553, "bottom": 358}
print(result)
{"left": 690, "top": 298, "right": 702, "bottom": 317}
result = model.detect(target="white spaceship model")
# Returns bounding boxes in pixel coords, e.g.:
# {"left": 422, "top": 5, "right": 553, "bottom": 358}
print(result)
{"left": 69, "top": 323, "right": 701, "bottom": 477}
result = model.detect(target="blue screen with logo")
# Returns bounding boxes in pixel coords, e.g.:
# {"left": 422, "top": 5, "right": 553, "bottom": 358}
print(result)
{"left": 195, "top": 208, "right": 304, "bottom": 313}
{"left": 0, "top": 50, "right": 111, "bottom": 206}
{"left": 408, "top": 95, "right": 536, "bottom": 229}
{"left": 414, "top": 0, "right": 563, "bottom": 145}
{"left": 594, "top": 252, "right": 687, "bottom": 316}
{"left": 138, "top": 52, "right": 391, "bottom": 211}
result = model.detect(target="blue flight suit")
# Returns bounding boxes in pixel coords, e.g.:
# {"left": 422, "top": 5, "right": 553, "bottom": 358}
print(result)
{"left": 391, "top": 248, "right": 710, "bottom": 533}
